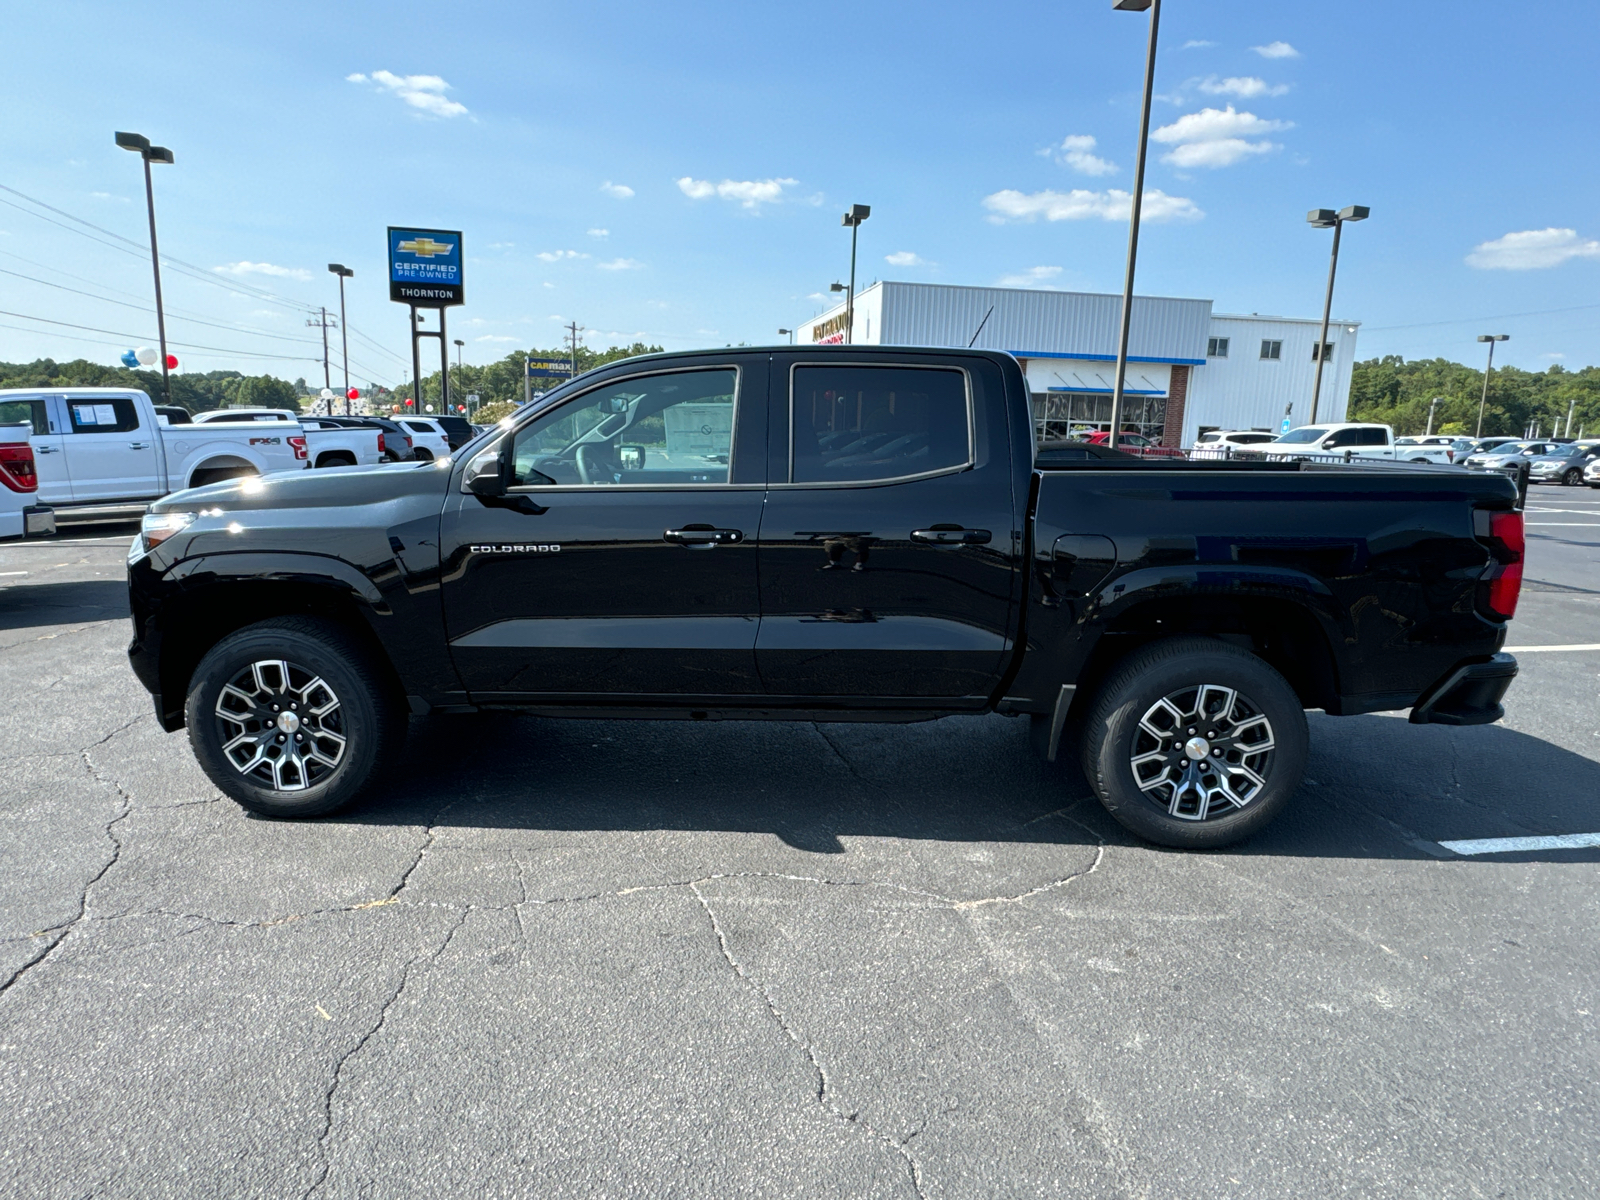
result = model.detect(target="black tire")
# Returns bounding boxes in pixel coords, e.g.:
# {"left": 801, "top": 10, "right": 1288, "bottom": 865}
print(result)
{"left": 185, "top": 617, "right": 405, "bottom": 818}
{"left": 1079, "top": 637, "right": 1308, "bottom": 849}
{"left": 188, "top": 466, "right": 256, "bottom": 490}
{"left": 413, "top": 448, "right": 433, "bottom": 462}
{"left": 315, "top": 452, "right": 357, "bottom": 469}
{"left": 1563, "top": 468, "right": 1582, "bottom": 486}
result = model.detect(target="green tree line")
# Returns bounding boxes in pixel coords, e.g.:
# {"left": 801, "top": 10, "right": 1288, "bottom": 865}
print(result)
{"left": 1348, "top": 356, "right": 1600, "bottom": 437}
{"left": 0, "top": 358, "right": 304, "bottom": 413}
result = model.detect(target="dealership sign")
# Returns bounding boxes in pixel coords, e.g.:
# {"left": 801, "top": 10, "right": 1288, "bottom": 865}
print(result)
{"left": 388, "top": 227, "right": 463, "bottom": 306}
{"left": 526, "top": 357, "right": 572, "bottom": 378}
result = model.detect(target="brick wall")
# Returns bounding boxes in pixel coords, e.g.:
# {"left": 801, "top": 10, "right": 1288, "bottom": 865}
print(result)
{"left": 1161, "top": 364, "right": 1189, "bottom": 447}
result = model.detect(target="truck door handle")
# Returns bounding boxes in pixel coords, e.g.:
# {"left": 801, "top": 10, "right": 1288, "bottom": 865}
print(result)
{"left": 664, "top": 525, "right": 744, "bottom": 548}
{"left": 35, "top": 445, "right": 56, "bottom": 453}
{"left": 129, "top": 441, "right": 151, "bottom": 450}
{"left": 911, "top": 526, "right": 991, "bottom": 545}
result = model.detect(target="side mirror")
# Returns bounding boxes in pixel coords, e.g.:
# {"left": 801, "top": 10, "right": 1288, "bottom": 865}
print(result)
{"left": 619, "top": 445, "right": 644, "bottom": 470}
{"left": 465, "top": 450, "right": 504, "bottom": 497}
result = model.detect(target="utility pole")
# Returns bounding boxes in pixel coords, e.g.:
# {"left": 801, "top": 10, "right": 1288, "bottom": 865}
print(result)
{"left": 567, "top": 321, "right": 584, "bottom": 378}
{"left": 307, "top": 308, "right": 333, "bottom": 392}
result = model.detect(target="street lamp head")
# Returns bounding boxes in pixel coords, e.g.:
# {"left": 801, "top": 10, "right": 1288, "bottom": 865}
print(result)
{"left": 328, "top": 263, "right": 353, "bottom": 278}
{"left": 114, "top": 131, "right": 150, "bottom": 153}
{"left": 1477, "top": 334, "right": 1510, "bottom": 343}
{"left": 146, "top": 146, "right": 173, "bottom": 165}
{"left": 1307, "top": 208, "right": 1338, "bottom": 228}
{"left": 829, "top": 282, "right": 847, "bottom": 293}
{"left": 777, "top": 328, "right": 791, "bottom": 335}
{"left": 842, "top": 204, "right": 871, "bottom": 227}
{"left": 1337, "top": 205, "right": 1370, "bottom": 222}
{"left": 1112, "top": 0, "right": 1153, "bottom": 9}
{"left": 453, "top": 339, "right": 464, "bottom": 347}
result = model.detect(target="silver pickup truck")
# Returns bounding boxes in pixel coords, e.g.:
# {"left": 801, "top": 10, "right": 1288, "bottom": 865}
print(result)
{"left": 0, "top": 388, "right": 307, "bottom": 525}
{"left": 189, "top": 408, "right": 384, "bottom": 469}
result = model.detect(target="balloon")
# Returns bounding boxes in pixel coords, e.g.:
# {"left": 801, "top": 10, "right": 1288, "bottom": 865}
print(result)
{"left": 424, "top": 405, "right": 433, "bottom": 413}
{"left": 346, "top": 387, "right": 359, "bottom": 400}
{"left": 320, "top": 388, "right": 334, "bottom": 400}
{"left": 120, "top": 350, "right": 139, "bottom": 369}
{"left": 165, "top": 354, "right": 178, "bottom": 370}
{"left": 135, "top": 347, "right": 158, "bottom": 366}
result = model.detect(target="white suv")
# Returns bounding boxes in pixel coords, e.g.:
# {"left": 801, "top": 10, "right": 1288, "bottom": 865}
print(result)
{"left": 399, "top": 418, "right": 452, "bottom": 461}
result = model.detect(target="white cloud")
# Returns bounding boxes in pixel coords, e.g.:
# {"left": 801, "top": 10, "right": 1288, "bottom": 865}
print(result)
{"left": 587, "top": 228, "right": 609, "bottom": 239}
{"left": 1196, "top": 75, "right": 1288, "bottom": 99}
{"left": 885, "top": 251, "right": 927, "bottom": 267}
{"left": 542, "top": 282, "right": 556, "bottom": 289}
{"left": 90, "top": 191, "right": 130, "bottom": 203}
{"left": 348, "top": 70, "right": 468, "bottom": 118}
{"left": 212, "top": 261, "right": 312, "bottom": 281}
{"left": 476, "top": 335, "right": 518, "bottom": 343}
{"left": 596, "top": 257, "right": 644, "bottom": 271}
{"left": 1252, "top": 41, "right": 1299, "bottom": 59}
{"left": 536, "top": 250, "right": 588, "bottom": 262}
{"left": 1466, "top": 228, "right": 1600, "bottom": 271}
{"left": 487, "top": 241, "right": 515, "bottom": 249}
{"left": 1182, "top": 39, "right": 1216, "bottom": 50}
{"left": 997, "top": 266, "right": 1063, "bottom": 288}
{"left": 1053, "top": 134, "right": 1117, "bottom": 176}
{"left": 677, "top": 176, "right": 798, "bottom": 208}
{"left": 1151, "top": 105, "right": 1291, "bottom": 168}
{"left": 982, "top": 188, "right": 1203, "bottom": 224}
{"left": 599, "top": 181, "right": 634, "bottom": 199}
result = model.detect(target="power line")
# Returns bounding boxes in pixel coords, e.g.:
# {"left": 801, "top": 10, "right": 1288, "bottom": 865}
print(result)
{"left": 0, "top": 309, "right": 320, "bottom": 362}
{"left": 1366, "top": 302, "right": 1600, "bottom": 333}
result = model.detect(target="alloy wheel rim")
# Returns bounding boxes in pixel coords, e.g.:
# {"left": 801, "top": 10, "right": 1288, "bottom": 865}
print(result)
{"left": 214, "top": 659, "right": 346, "bottom": 791}
{"left": 1129, "top": 684, "right": 1276, "bottom": 821}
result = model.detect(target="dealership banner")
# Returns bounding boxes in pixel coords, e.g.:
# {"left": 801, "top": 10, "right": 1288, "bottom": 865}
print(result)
{"left": 388, "top": 227, "right": 463, "bottom": 306}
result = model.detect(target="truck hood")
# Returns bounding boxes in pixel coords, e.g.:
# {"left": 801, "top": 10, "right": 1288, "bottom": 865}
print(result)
{"left": 150, "top": 459, "right": 451, "bottom": 515}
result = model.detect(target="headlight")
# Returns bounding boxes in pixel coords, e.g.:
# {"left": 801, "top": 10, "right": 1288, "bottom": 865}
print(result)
{"left": 139, "top": 511, "right": 197, "bottom": 554}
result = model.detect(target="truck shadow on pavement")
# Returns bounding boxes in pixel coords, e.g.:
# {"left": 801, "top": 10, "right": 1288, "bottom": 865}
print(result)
{"left": 331, "top": 708, "right": 1600, "bottom": 865}
{"left": 0, "top": 579, "right": 129, "bottom": 631}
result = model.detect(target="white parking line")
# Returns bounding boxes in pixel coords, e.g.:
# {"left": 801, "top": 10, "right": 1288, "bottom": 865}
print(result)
{"left": 1440, "top": 833, "right": 1600, "bottom": 855}
{"left": 0, "top": 571, "right": 27, "bottom": 576}
{"left": 1504, "top": 643, "right": 1600, "bottom": 652}
{"left": 1526, "top": 522, "right": 1600, "bottom": 527}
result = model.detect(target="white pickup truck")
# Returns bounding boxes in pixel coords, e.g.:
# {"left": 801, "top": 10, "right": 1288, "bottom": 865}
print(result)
{"left": 0, "top": 422, "right": 55, "bottom": 542}
{"left": 0, "top": 387, "right": 307, "bottom": 525}
{"left": 1262, "top": 422, "right": 1457, "bottom": 465}
{"left": 189, "top": 408, "right": 383, "bottom": 469}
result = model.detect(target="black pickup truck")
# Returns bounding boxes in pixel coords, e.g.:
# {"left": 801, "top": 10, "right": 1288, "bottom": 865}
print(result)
{"left": 127, "top": 347, "right": 1523, "bottom": 848}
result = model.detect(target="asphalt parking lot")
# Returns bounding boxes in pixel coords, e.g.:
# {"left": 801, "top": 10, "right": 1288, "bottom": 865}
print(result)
{"left": 1, "top": 490, "right": 1596, "bottom": 1199}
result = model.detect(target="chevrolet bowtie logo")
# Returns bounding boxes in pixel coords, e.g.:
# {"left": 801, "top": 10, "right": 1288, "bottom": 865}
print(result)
{"left": 398, "top": 237, "right": 454, "bottom": 257}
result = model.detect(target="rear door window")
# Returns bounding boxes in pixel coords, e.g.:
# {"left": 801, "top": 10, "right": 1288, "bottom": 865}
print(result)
{"left": 67, "top": 397, "right": 139, "bottom": 433}
{"left": 790, "top": 364, "right": 970, "bottom": 484}
{"left": 1358, "top": 428, "right": 1389, "bottom": 446}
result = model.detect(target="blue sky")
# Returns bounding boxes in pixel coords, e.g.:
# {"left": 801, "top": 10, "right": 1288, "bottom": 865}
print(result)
{"left": 3, "top": 0, "right": 1598, "bottom": 385}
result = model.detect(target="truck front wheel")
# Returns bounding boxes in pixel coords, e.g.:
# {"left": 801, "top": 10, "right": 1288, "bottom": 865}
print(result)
{"left": 1079, "top": 637, "right": 1308, "bottom": 849}
{"left": 184, "top": 617, "right": 405, "bottom": 818}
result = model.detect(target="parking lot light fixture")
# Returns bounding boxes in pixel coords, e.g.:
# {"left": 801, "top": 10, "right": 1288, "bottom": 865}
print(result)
{"left": 1475, "top": 335, "right": 1510, "bottom": 438}
{"left": 1108, "top": 0, "right": 1160, "bottom": 449}
{"left": 778, "top": 328, "right": 793, "bottom": 344}
{"left": 841, "top": 205, "right": 870, "bottom": 344}
{"left": 328, "top": 264, "right": 354, "bottom": 414}
{"left": 116, "top": 131, "right": 175, "bottom": 405}
{"left": 1307, "top": 205, "right": 1369, "bottom": 425}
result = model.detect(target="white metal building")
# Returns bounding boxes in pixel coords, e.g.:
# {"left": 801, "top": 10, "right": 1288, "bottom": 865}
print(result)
{"left": 794, "top": 281, "right": 1359, "bottom": 447}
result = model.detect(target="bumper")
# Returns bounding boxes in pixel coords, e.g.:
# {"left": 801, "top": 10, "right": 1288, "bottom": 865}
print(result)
{"left": 1409, "top": 653, "right": 1518, "bottom": 726}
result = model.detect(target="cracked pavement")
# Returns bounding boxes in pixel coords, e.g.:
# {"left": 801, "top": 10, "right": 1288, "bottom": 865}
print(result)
{"left": 1, "top": 524, "right": 1597, "bottom": 1197}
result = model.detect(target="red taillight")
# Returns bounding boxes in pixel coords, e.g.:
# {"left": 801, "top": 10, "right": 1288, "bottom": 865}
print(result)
{"left": 288, "top": 434, "right": 308, "bottom": 461}
{"left": 377, "top": 433, "right": 387, "bottom": 455}
{"left": 1479, "top": 510, "right": 1524, "bottom": 620}
{"left": 0, "top": 443, "right": 39, "bottom": 493}
{"left": 1447, "top": 449, "right": 1455, "bottom": 462}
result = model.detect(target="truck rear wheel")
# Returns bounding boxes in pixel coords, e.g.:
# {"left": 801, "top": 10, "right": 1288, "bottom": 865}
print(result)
{"left": 184, "top": 617, "right": 404, "bottom": 818}
{"left": 1079, "top": 637, "right": 1308, "bottom": 849}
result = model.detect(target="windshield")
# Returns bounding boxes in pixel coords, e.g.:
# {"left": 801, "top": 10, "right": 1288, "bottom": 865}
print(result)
{"left": 1273, "top": 427, "right": 1329, "bottom": 445}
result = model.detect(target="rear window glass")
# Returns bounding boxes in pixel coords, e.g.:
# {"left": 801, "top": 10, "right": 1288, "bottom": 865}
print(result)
{"left": 68, "top": 397, "right": 139, "bottom": 433}
{"left": 791, "top": 365, "right": 969, "bottom": 484}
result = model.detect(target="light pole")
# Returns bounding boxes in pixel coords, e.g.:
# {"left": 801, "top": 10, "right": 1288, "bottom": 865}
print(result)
{"left": 1306, "top": 205, "right": 1369, "bottom": 424}
{"left": 1426, "top": 396, "right": 1441, "bottom": 436}
{"left": 451, "top": 339, "right": 464, "bottom": 413}
{"left": 841, "top": 205, "right": 870, "bottom": 344}
{"left": 1475, "top": 335, "right": 1509, "bottom": 438}
{"left": 114, "top": 132, "right": 174, "bottom": 405}
{"left": 778, "top": 328, "right": 793, "bottom": 344}
{"left": 328, "top": 264, "right": 354, "bottom": 414}
{"left": 1107, "top": 0, "right": 1160, "bottom": 449}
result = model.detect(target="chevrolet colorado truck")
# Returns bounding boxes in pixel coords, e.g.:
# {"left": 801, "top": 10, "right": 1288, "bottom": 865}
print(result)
{"left": 126, "top": 347, "right": 1523, "bottom": 848}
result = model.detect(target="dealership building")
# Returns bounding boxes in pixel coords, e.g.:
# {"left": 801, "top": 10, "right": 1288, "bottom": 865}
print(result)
{"left": 794, "top": 281, "right": 1360, "bottom": 447}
